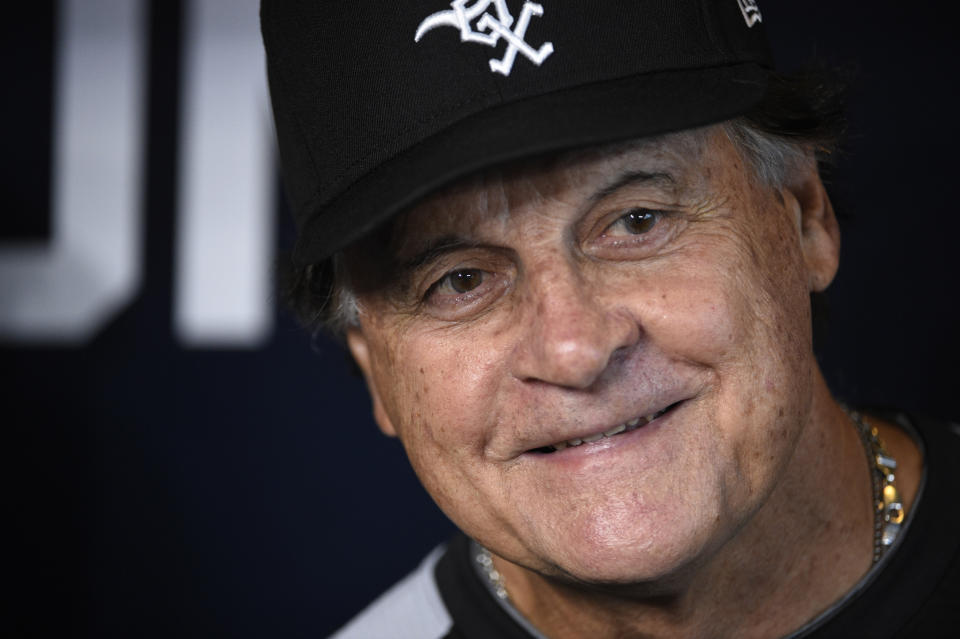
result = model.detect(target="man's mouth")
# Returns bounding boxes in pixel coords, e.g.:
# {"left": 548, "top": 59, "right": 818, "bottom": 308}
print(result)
{"left": 529, "top": 402, "right": 681, "bottom": 454}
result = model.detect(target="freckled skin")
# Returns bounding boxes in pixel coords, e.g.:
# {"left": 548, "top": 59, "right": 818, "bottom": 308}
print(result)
{"left": 345, "top": 127, "right": 921, "bottom": 637}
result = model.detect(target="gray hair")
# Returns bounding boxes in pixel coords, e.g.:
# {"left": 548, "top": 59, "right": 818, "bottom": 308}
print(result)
{"left": 326, "top": 252, "right": 360, "bottom": 336}
{"left": 723, "top": 119, "right": 812, "bottom": 187}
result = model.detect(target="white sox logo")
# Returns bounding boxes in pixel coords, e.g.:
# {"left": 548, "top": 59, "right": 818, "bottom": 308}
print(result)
{"left": 415, "top": 0, "right": 554, "bottom": 76}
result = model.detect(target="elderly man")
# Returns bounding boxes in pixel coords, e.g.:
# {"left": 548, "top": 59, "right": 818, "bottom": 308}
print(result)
{"left": 261, "top": 1, "right": 959, "bottom": 637}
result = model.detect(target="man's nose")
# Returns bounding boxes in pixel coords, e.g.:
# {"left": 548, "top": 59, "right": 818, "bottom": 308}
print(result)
{"left": 511, "top": 262, "right": 640, "bottom": 390}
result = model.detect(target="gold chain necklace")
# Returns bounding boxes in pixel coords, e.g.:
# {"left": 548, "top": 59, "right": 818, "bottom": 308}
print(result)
{"left": 845, "top": 407, "right": 903, "bottom": 563}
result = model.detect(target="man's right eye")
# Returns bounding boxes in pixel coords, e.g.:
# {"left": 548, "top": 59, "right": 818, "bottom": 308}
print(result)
{"left": 434, "top": 268, "right": 485, "bottom": 295}
{"left": 416, "top": 259, "right": 512, "bottom": 319}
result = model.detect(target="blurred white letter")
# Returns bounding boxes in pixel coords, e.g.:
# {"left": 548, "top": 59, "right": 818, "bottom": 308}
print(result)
{"left": 174, "top": 0, "right": 273, "bottom": 348}
{"left": 0, "top": 0, "right": 146, "bottom": 344}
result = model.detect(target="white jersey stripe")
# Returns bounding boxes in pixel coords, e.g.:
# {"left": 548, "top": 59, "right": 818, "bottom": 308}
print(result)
{"left": 330, "top": 544, "right": 452, "bottom": 639}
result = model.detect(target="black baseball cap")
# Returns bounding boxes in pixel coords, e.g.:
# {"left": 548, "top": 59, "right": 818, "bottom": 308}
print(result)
{"left": 261, "top": 0, "right": 773, "bottom": 264}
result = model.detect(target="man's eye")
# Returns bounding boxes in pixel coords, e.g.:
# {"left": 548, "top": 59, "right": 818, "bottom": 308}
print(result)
{"left": 617, "top": 208, "right": 660, "bottom": 235}
{"left": 439, "top": 268, "right": 485, "bottom": 294}
{"left": 420, "top": 263, "right": 511, "bottom": 318}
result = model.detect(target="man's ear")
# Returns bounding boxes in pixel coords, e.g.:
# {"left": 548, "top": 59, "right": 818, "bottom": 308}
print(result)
{"left": 346, "top": 327, "right": 398, "bottom": 438}
{"left": 784, "top": 161, "right": 841, "bottom": 292}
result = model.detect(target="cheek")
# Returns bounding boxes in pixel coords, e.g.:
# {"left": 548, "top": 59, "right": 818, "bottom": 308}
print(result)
{"left": 629, "top": 248, "right": 753, "bottom": 366}
{"left": 374, "top": 329, "right": 503, "bottom": 476}
{"left": 381, "top": 336, "right": 516, "bottom": 535}
{"left": 626, "top": 222, "right": 814, "bottom": 442}
{"left": 636, "top": 210, "right": 811, "bottom": 370}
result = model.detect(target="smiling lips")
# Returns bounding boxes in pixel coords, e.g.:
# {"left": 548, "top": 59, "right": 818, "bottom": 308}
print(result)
{"left": 534, "top": 403, "right": 678, "bottom": 453}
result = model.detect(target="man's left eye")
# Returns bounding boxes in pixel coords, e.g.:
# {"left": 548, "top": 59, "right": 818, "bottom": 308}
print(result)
{"left": 444, "top": 268, "right": 484, "bottom": 294}
{"left": 616, "top": 208, "right": 660, "bottom": 235}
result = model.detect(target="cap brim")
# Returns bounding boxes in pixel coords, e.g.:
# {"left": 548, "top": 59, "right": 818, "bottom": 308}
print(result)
{"left": 294, "top": 62, "right": 768, "bottom": 264}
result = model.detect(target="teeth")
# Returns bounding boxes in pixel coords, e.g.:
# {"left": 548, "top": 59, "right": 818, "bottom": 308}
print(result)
{"left": 547, "top": 404, "right": 676, "bottom": 452}
{"left": 603, "top": 424, "right": 626, "bottom": 437}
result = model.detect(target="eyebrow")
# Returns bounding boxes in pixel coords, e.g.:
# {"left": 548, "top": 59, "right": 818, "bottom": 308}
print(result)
{"left": 393, "top": 171, "right": 678, "bottom": 273}
{"left": 589, "top": 170, "right": 676, "bottom": 205}
{"left": 397, "top": 234, "right": 481, "bottom": 273}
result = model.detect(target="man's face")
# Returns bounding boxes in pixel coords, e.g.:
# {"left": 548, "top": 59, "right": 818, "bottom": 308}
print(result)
{"left": 346, "top": 127, "right": 836, "bottom": 584}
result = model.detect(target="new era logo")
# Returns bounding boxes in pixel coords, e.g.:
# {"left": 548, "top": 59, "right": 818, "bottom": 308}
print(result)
{"left": 737, "top": 0, "right": 762, "bottom": 28}
{"left": 415, "top": 0, "right": 554, "bottom": 76}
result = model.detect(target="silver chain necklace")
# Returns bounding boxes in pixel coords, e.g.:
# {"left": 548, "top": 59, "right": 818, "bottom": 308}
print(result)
{"left": 475, "top": 545, "right": 510, "bottom": 601}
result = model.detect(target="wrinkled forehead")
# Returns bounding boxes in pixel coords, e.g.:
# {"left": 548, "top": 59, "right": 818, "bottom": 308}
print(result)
{"left": 343, "top": 125, "right": 729, "bottom": 279}
{"left": 386, "top": 126, "right": 718, "bottom": 255}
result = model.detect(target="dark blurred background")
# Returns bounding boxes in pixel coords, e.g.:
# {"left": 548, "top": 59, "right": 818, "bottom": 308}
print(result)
{"left": 4, "top": 1, "right": 958, "bottom": 637}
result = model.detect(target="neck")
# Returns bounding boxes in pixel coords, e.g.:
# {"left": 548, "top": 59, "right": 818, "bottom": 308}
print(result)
{"left": 494, "top": 370, "right": 876, "bottom": 639}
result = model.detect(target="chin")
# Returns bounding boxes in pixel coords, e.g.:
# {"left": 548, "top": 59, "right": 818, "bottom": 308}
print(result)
{"left": 530, "top": 509, "right": 717, "bottom": 587}
{"left": 563, "top": 546, "right": 699, "bottom": 588}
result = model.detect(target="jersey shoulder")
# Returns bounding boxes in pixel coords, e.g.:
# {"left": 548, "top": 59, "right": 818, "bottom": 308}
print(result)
{"left": 330, "top": 544, "right": 452, "bottom": 639}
